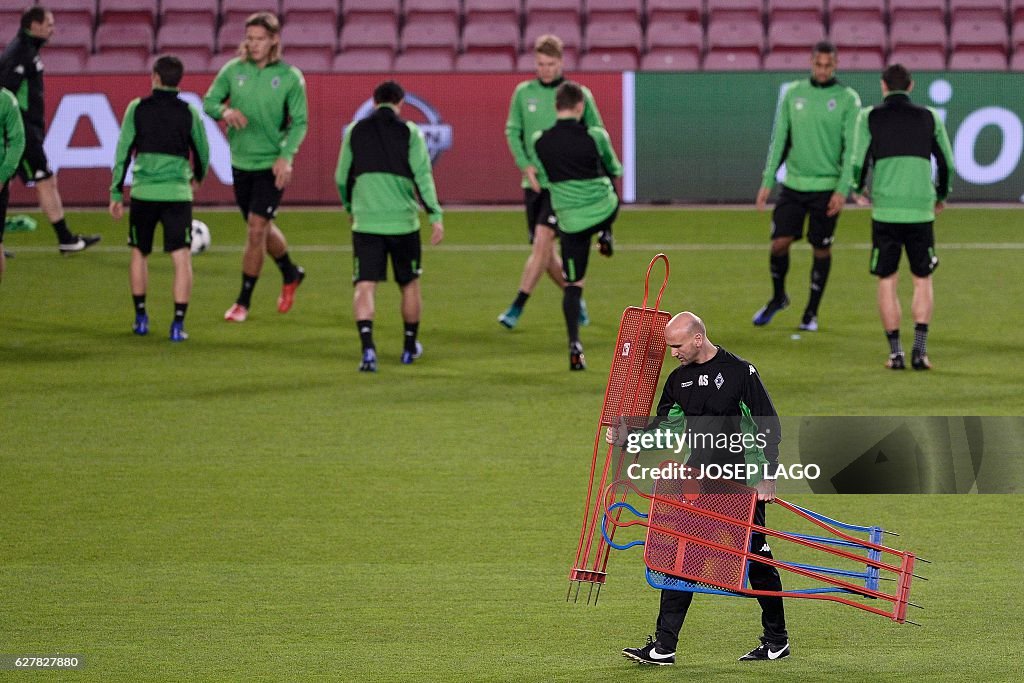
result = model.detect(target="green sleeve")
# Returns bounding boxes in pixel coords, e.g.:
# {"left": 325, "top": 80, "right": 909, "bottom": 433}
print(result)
{"left": 504, "top": 85, "right": 531, "bottom": 171}
{"left": 335, "top": 123, "right": 353, "bottom": 212}
{"left": 581, "top": 86, "right": 606, "bottom": 130}
{"left": 849, "top": 107, "right": 872, "bottom": 194}
{"left": 279, "top": 69, "right": 308, "bottom": 163}
{"left": 527, "top": 130, "right": 547, "bottom": 187}
{"left": 835, "top": 88, "right": 863, "bottom": 196}
{"left": 202, "top": 61, "right": 233, "bottom": 120}
{"left": 408, "top": 122, "right": 442, "bottom": 223}
{"left": 590, "top": 126, "right": 622, "bottom": 178}
{"left": 931, "top": 109, "right": 955, "bottom": 201}
{"left": 761, "top": 84, "right": 792, "bottom": 189}
{"left": 110, "top": 99, "right": 140, "bottom": 202}
{"left": 189, "top": 104, "right": 210, "bottom": 183}
{"left": 0, "top": 90, "right": 24, "bottom": 183}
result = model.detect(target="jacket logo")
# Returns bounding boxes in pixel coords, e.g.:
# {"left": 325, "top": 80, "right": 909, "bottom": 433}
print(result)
{"left": 698, "top": 375, "right": 708, "bottom": 387}
{"left": 794, "top": 98, "right": 806, "bottom": 110}
{"left": 236, "top": 75, "right": 247, "bottom": 87}
{"left": 271, "top": 76, "right": 281, "bottom": 89}
{"left": 714, "top": 372, "right": 725, "bottom": 390}
{"left": 828, "top": 98, "right": 837, "bottom": 111}
{"left": 749, "top": 365, "right": 757, "bottom": 375}
{"left": 680, "top": 381, "right": 693, "bottom": 388}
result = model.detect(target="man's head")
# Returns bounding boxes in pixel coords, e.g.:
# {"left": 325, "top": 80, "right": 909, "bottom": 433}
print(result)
{"left": 242, "top": 12, "right": 281, "bottom": 65}
{"left": 555, "top": 81, "right": 585, "bottom": 118}
{"left": 22, "top": 6, "right": 54, "bottom": 42}
{"left": 534, "top": 34, "right": 564, "bottom": 85}
{"left": 152, "top": 55, "right": 184, "bottom": 88}
{"left": 810, "top": 40, "right": 837, "bottom": 84}
{"left": 881, "top": 63, "right": 913, "bottom": 95}
{"left": 665, "top": 312, "right": 712, "bottom": 366}
{"left": 373, "top": 80, "right": 405, "bottom": 109}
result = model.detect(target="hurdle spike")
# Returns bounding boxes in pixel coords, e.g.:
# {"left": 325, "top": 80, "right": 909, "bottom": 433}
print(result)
{"left": 882, "top": 529, "right": 901, "bottom": 537}
{"left": 566, "top": 581, "right": 575, "bottom": 602}
{"left": 911, "top": 573, "right": 928, "bottom": 581}
{"left": 573, "top": 581, "right": 582, "bottom": 603}
{"left": 908, "top": 602, "right": 925, "bottom": 610}
{"left": 594, "top": 583, "right": 603, "bottom": 606}
{"left": 586, "top": 582, "right": 595, "bottom": 605}
{"left": 915, "top": 556, "right": 932, "bottom": 564}
{"left": 904, "top": 619, "right": 923, "bottom": 627}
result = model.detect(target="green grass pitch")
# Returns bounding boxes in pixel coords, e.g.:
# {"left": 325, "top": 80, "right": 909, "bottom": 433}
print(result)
{"left": 1, "top": 207, "right": 1021, "bottom": 681}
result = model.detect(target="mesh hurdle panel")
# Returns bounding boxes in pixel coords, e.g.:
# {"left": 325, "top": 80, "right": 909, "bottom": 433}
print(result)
{"left": 600, "top": 307, "right": 671, "bottom": 427}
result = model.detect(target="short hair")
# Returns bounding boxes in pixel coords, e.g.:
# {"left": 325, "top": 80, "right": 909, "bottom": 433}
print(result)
{"left": 21, "top": 5, "right": 48, "bottom": 30}
{"left": 239, "top": 12, "right": 281, "bottom": 63}
{"left": 555, "top": 81, "right": 584, "bottom": 111}
{"left": 882, "top": 63, "right": 912, "bottom": 91}
{"left": 373, "top": 80, "right": 404, "bottom": 105}
{"left": 813, "top": 40, "right": 837, "bottom": 56}
{"left": 153, "top": 55, "right": 184, "bottom": 87}
{"left": 534, "top": 34, "right": 563, "bottom": 59}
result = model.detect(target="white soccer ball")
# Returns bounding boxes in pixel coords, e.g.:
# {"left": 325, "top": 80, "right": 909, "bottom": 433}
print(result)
{"left": 191, "top": 219, "right": 211, "bottom": 255}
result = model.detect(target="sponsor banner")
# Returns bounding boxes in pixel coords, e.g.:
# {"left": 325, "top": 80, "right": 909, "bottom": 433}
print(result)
{"left": 9, "top": 72, "right": 623, "bottom": 207}
{"left": 634, "top": 72, "right": 1024, "bottom": 203}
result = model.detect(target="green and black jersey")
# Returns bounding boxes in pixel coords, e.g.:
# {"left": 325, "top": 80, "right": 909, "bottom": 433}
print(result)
{"left": 505, "top": 77, "right": 604, "bottom": 189}
{"left": 0, "top": 30, "right": 46, "bottom": 134}
{"left": 110, "top": 88, "right": 209, "bottom": 203}
{"left": 202, "top": 57, "right": 307, "bottom": 171}
{"left": 335, "top": 104, "right": 442, "bottom": 235}
{"left": 761, "top": 78, "right": 862, "bottom": 195}
{"left": 1, "top": 87, "right": 25, "bottom": 184}
{"left": 850, "top": 93, "right": 954, "bottom": 223}
{"left": 529, "top": 117, "right": 621, "bottom": 233}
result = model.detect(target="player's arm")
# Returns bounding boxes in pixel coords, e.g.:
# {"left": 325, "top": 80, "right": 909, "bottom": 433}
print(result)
{"left": 834, "top": 88, "right": 863, "bottom": 198}
{"left": 741, "top": 368, "right": 782, "bottom": 500}
{"left": 279, "top": 69, "right": 309, "bottom": 163}
{"left": 581, "top": 86, "right": 606, "bottom": 129}
{"left": 930, "top": 108, "right": 954, "bottom": 208}
{"left": 526, "top": 130, "right": 548, "bottom": 188}
{"left": 109, "top": 99, "right": 140, "bottom": 205}
{"left": 0, "top": 91, "right": 24, "bottom": 184}
{"left": 408, "top": 122, "right": 444, "bottom": 244}
{"left": 590, "top": 126, "right": 622, "bottom": 178}
{"left": 759, "top": 86, "right": 792, "bottom": 192}
{"left": 334, "top": 123, "right": 354, "bottom": 213}
{"left": 202, "top": 61, "right": 232, "bottom": 120}
{"left": 504, "top": 85, "right": 531, "bottom": 171}
{"left": 187, "top": 104, "right": 210, "bottom": 184}
{"left": 849, "top": 107, "right": 873, "bottom": 201}
{"left": 0, "top": 47, "right": 26, "bottom": 97}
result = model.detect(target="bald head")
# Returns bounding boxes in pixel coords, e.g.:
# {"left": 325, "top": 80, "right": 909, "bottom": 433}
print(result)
{"left": 667, "top": 311, "right": 705, "bottom": 338}
{"left": 665, "top": 312, "right": 715, "bottom": 365}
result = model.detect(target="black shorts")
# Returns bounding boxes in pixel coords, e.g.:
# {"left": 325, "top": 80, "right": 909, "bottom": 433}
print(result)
{"left": 870, "top": 220, "right": 938, "bottom": 278}
{"left": 15, "top": 126, "right": 53, "bottom": 184}
{"left": 524, "top": 188, "right": 558, "bottom": 243}
{"left": 771, "top": 185, "right": 838, "bottom": 248}
{"left": 352, "top": 230, "right": 422, "bottom": 285}
{"left": 128, "top": 199, "right": 193, "bottom": 255}
{"left": 559, "top": 206, "right": 618, "bottom": 284}
{"left": 232, "top": 167, "right": 283, "bottom": 220}
{"left": 0, "top": 181, "right": 9, "bottom": 241}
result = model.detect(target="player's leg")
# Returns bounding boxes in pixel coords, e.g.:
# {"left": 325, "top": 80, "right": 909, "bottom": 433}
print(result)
{"left": 392, "top": 232, "right": 424, "bottom": 364}
{"left": 753, "top": 187, "right": 803, "bottom": 325}
{"left": 353, "top": 232, "right": 387, "bottom": 372}
{"left": 266, "top": 220, "right": 305, "bottom": 314}
{"left": 0, "top": 181, "right": 8, "bottom": 283}
{"left": 740, "top": 502, "right": 789, "bottom": 661}
{"left": 871, "top": 220, "right": 905, "bottom": 369}
{"left": 163, "top": 202, "right": 193, "bottom": 341}
{"left": 225, "top": 168, "right": 270, "bottom": 321}
{"left": 802, "top": 191, "right": 839, "bottom": 331}
{"left": 560, "top": 227, "right": 594, "bottom": 371}
{"left": 498, "top": 189, "right": 555, "bottom": 328}
{"left": 128, "top": 199, "right": 160, "bottom": 336}
{"left": 906, "top": 222, "right": 938, "bottom": 369}
{"left": 622, "top": 588, "right": 688, "bottom": 666}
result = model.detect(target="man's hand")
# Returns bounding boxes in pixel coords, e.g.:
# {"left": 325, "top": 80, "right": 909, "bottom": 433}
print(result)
{"left": 109, "top": 200, "right": 123, "bottom": 220}
{"left": 605, "top": 417, "right": 628, "bottom": 447}
{"left": 430, "top": 221, "right": 444, "bottom": 245}
{"left": 272, "top": 157, "right": 293, "bottom": 190}
{"left": 525, "top": 165, "right": 541, "bottom": 193}
{"left": 222, "top": 107, "right": 248, "bottom": 129}
{"left": 852, "top": 191, "right": 871, "bottom": 207}
{"left": 935, "top": 200, "right": 945, "bottom": 215}
{"left": 826, "top": 191, "right": 845, "bottom": 217}
{"left": 755, "top": 187, "right": 771, "bottom": 211}
{"left": 755, "top": 478, "right": 777, "bottom": 503}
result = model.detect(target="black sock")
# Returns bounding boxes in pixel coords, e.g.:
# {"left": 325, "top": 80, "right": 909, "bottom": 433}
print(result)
{"left": 513, "top": 290, "right": 529, "bottom": 310}
{"left": 770, "top": 253, "right": 789, "bottom": 302}
{"left": 133, "top": 294, "right": 146, "bottom": 316}
{"left": 357, "top": 320, "right": 375, "bottom": 351}
{"left": 563, "top": 285, "right": 582, "bottom": 345}
{"left": 237, "top": 274, "right": 258, "bottom": 307}
{"left": 805, "top": 255, "right": 832, "bottom": 318}
{"left": 913, "top": 323, "right": 928, "bottom": 354}
{"left": 403, "top": 321, "right": 419, "bottom": 353}
{"left": 274, "top": 252, "right": 299, "bottom": 283}
{"left": 53, "top": 218, "right": 74, "bottom": 243}
{"left": 174, "top": 302, "right": 188, "bottom": 323}
{"left": 886, "top": 329, "right": 903, "bottom": 356}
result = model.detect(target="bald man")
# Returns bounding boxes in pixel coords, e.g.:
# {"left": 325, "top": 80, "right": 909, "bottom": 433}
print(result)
{"left": 612, "top": 312, "right": 790, "bottom": 666}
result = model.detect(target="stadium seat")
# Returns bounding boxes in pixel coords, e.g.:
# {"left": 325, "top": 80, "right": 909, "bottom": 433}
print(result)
{"left": 579, "top": 50, "right": 639, "bottom": 71}
{"left": 394, "top": 47, "right": 456, "bottom": 72}
{"left": 768, "top": 17, "right": 826, "bottom": 51}
{"left": 828, "top": 0, "right": 885, "bottom": 24}
{"left": 888, "top": 47, "right": 947, "bottom": 70}
{"left": 46, "top": 15, "right": 93, "bottom": 53}
{"left": 840, "top": 48, "right": 885, "bottom": 70}
{"left": 647, "top": 0, "right": 703, "bottom": 24}
{"left": 890, "top": 0, "right": 946, "bottom": 24}
{"left": 94, "top": 23, "right": 154, "bottom": 55}
{"left": 586, "top": 18, "right": 643, "bottom": 60}
{"left": 524, "top": 18, "right": 582, "bottom": 53}
{"left": 87, "top": 50, "right": 149, "bottom": 73}
{"left": 525, "top": 0, "right": 582, "bottom": 23}
{"left": 646, "top": 19, "right": 704, "bottom": 52}
{"left": 1015, "top": 0, "right": 1024, "bottom": 21}
{"left": 283, "top": 47, "right": 333, "bottom": 73}
{"left": 98, "top": 0, "right": 157, "bottom": 27}
{"left": 949, "top": 0, "right": 1008, "bottom": 22}
{"left": 339, "top": 16, "right": 399, "bottom": 51}
{"left": 1014, "top": 17, "right": 1024, "bottom": 49}
{"left": 161, "top": 0, "right": 218, "bottom": 27}
{"left": 217, "top": 19, "right": 248, "bottom": 54}
{"left": 707, "top": 17, "right": 765, "bottom": 52}
{"left": 401, "top": 16, "right": 459, "bottom": 50}
{"left": 465, "top": 0, "right": 521, "bottom": 24}
{"left": 949, "top": 48, "right": 1008, "bottom": 69}
{"left": 707, "top": 0, "right": 764, "bottom": 22}
{"left": 586, "top": 0, "right": 643, "bottom": 23}
{"left": 890, "top": 16, "right": 948, "bottom": 51}
{"left": 170, "top": 48, "right": 213, "bottom": 73}
{"left": 763, "top": 48, "right": 810, "bottom": 69}
{"left": 516, "top": 49, "right": 578, "bottom": 70}
{"left": 703, "top": 48, "right": 762, "bottom": 70}
{"left": 830, "top": 17, "right": 886, "bottom": 50}
{"left": 210, "top": 51, "right": 240, "bottom": 71}
{"left": 158, "top": 21, "right": 216, "bottom": 53}
{"left": 455, "top": 51, "right": 516, "bottom": 72}
{"left": 222, "top": 0, "right": 281, "bottom": 25}
{"left": 950, "top": 17, "right": 1009, "bottom": 52}
{"left": 282, "top": 0, "right": 338, "bottom": 26}
{"left": 6, "top": 0, "right": 94, "bottom": 25}
{"left": 462, "top": 18, "right": 520, "bottom": 59}
{"left": 1011, "top": 49, "right": 1024, "bottom": 69}
{"left": 344, "top": 0, "right": 400, "bottom": 23}
{"left": 332, "top": 48, "right": 394, "bottom": 72}
{"left": 767, "top": 0, "right": 825, "bottom": 22}
{"left": 405, "top": 0, "right": 461, "bottom": 22}
{"left": 43, "top": 48, "right": 87, "bottom": 74}
{"left": 641, "top": 47, "right": 701, "bottom": 71}
{"left": 282, "top": 21, "right": 336, "bottom": 51}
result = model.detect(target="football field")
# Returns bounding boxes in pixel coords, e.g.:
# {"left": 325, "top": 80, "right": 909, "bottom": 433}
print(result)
{"left": 1, "top": 206, "right": 1022, "bottom": 681}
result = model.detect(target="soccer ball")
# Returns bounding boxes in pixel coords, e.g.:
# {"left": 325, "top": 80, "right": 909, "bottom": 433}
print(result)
{"left": 190, "top": 219, "right": 211, "bottom": 255}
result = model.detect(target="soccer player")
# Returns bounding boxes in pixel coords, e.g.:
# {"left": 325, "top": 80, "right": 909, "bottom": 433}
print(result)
{"left": 335, "top": 80, "right": 444, "bottom": 372}
{"left": 610, "top": 312, "right": 788, "bottom": 665}
{"left": 109, "top": 55, "right": 210, "bottom": 342}
{"left": 529, "top": 81, "right": 621, "bottom": 371}
{"left": 203, "top": 12, "right": 308, "bottom": 323}
{"left": 850, "top": 64, "right": 954, "bottom": 370}
{"left": 754, "top": 41, "right": 861, "bottom": 331}
{"left": 498, "top": 34, "right": 608, "bottom": 330}
{"left": 0, "top": 86, "right": 26, "bottom": 283}
{"left": 0, "top": 5, "right": 100, "bottom": 253}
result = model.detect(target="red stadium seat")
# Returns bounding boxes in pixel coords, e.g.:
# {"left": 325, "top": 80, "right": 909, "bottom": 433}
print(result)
{"left": 87, "top": 50, "right": 149, "bottom": 73}
{"left": 455, "top": 51, "right": 516, "bottom": 72}
{"left": 767, "top": 0, "right": 824, "bottom": 22}
{"left": 1011, "top": 49, "right": 1024, "bottom": 69}
{"left": 763, "top": 48, "right": 811, "bottom": 69}
{"left": 1015, "top": 0, "right": 1024, "bottom": 21}
{"left": 525, "top": 0, "right": 581, "bottom": 23}
{"left": 210, "top": 51, "right": 239, "bottom": 71}
{"left": 281, "top": 0, "right": 339, "bottom": 26}
{"left": 405, "top": 0, "right": 460, "bottom": 22}
{"left": 950, "top": 18, "right": 1009, "bottom": 51}
{"left": 170, "top": 48, "right": 213, "bottom": 73}
{"left": 647, "top": 0, "right": 703, "bottom": 24}
{"left": 646, "top": 19, "right": 703, "bottom": 51}
{"left": 217, "top": 19, "right": 248, "bottom": 54}
{"left": 888, "top": 47, "right": 947, "bottom": 70}
{"left": 1014, "top": 18, "right": 1024, "bottom": 49}
{"left": 586, "top": 18, "right": 643, "bottom": 59}
{"left": 394, "top": 47, "right": 456, "bottom": 72}
{"left": 641, "top": 47, "right": 701, "bottom": 71}
{"left": 340, "top": 16, "right": 398, "bottom": 51}
{"left": 1, "top": 0, "right": 94, "bottom": 26}
{"left": 586, "top": 0, "right": 643, "bottom": 22}
{"left": 829, "top": 0, "right": 885, "bottom": 24}
{"left": 157, "top": 21, "right": 216, "bottom": 52}
{"left": 94, "top": 23, "right": 154, "bottom": 54}
{"left": 768, "top": 17, "right": 826, "bottom": 51}
{"left": 516, "top": 49, "right": 578, "bottom": 70}
{"left": 401, "top": 16, "right": 459, "bottom": 50}
{"left": 524, "top": 17, "right": 582, "bottom": 52}
{"left": 707, "top": 0, "right": 764, "bottom": 22}
{"left": 703, "top": 48, "right": 762, "bottom": 69}
{"left": 949, "top": 48, "right": 1008, "bottom": 69}
{"left": 890, "top": 0, "right": 946, "bottom": 24}
{"left": 890, "top": 16, "right": 948, "bottom": 51}
{"left": 282, "top": 21, "right": 336, "bottom": 50}
{"left": 830, "top": 18, "right": 886, "bottom": 50}
{"left": 161, "top": 0, "right": 218, "bottom": 26}
{"left": 282, "top": 47, "right": 333, "bottom": 73}
{"left": 344, "top": 0, "right": 400, "bottom": 22}
{"left": 333, "top": 48, "right": 394, "bottom": 72}
{"left": 462, "top": 18, "right": 520, "bottom": 59}
{"left": 465, "top": 0, "right": 521, "bottom": 24}
{"left": 41, "top": 48, "right": 88, "bottom": 74}
{"left": 839, "top": 48, "right": 885, "bottom": 70}
{"left": 99, "top": 0, "right": 157, "bottom": 27}
{"left": 579, "top": 50, "right": 639, "bottom": 71}
{"left": 47, "top": 15, "right": 93, "bottom": 52}
{"left": 707, "top": 17, "right": 765, "bottom": 51}
{"left": 222, "top": 0, "right": 280, "bottom": 25}
{"left": 949, "top": 0, "right": 1008, "bottom": 22}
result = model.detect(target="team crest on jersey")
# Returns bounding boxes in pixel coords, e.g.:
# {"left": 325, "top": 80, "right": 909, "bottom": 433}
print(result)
{"left": 714, "top": 372, "right": 725, "bottom": 390}
{"left": 271, "top": 76, "right": 281, "bottom": 89}
{"left": 794, "top": 98, "right": 806, "bottom": 110}
{"left": 236, "top": 75, "right": 247, "bottom": 87}
{"left": 527, "top": 98, "right": 539, "bottom": 113}
{"left": 828, "top": 98, "right": 837, "bottom": 111}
